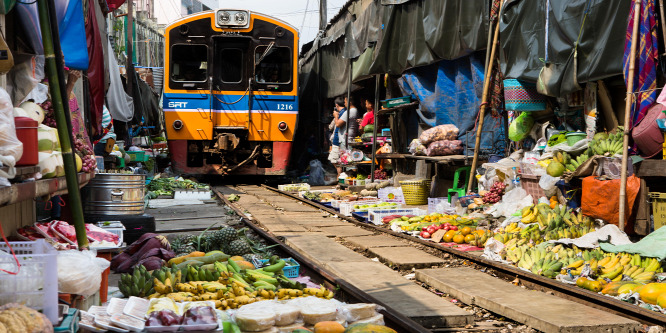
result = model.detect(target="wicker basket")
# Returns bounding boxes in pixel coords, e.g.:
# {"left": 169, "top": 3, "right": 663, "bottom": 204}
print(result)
{"left": 399, "top": 180, "right": 431, "bottom": 205}
{"left": 504, "top": 79, "right": 546, "bottom": 111}
{"left": 520, "top": 174, "right": 544, "bottom": 204}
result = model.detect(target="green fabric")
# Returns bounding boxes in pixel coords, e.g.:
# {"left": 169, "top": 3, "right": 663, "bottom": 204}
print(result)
{"left": 600, "top": 227, "right": 666, "bottom": 260}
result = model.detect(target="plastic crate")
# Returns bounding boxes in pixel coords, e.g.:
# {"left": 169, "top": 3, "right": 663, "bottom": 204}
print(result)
{"left": 649, "top": 192, "right": 666, "bottom": 231}
{"left": 257, "top": 258, "right": 300, "bottom": 278}
{"left": 380, "top": 96, "right": 412, "bottom": 109}
{"left": 278, "top": 183, "right": 310, "bottom": 192}
{"left": 339, "top": 200, "right": 382, "bottom": 216}
{"left": 520, "top": 174, "right": 544, "bottom": 204}
{"left": 127, "top": 151, "right": 149, "bottom": 162}
{"left": 0, "top": 240, "right": 58, "bottom": 323}
{"left": 368, "top": 208, "right": 427, "bottom": 225}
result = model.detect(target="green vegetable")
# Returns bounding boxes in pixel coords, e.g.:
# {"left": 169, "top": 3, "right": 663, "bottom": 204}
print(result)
{"left": 227, "top": 194, "right": 240, "bottom": 202}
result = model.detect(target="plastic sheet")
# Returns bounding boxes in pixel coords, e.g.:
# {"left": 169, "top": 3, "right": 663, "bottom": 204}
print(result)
{"left": 486, "top": 187, "right": 533, "bottom": 219}
{"left": 308, "top": 160, "right": 325, "bottom": 186}
{"left": 0, "top": 88, "right": 22, "bottom": 184}
{"left": 56, "top": 250, "right": 110, "bottom": 296}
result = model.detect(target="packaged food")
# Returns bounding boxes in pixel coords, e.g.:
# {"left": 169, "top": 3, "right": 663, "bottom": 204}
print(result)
{"left": 145, "top": 310, "right": 182, "bottom": 327}
{"left": 111, "top": 313, "right": 145, "bottom": 332}
{"left": 85, "top": 224, "right": 120, "bottom": 244}
{"left": 425, "top": 140, "right": 463, "bottom": 156}
{"left": 408, "top": 139, "right": 427, "bottom": 155}
{"left": 181, "top": 304, "right": 217, "bottom": 326}
{"left": 418, "top": 124, "right": 459, "bottom": 146}
{"left": 235, "top": 304, "right": 277, "bottom": 332}
{"left": 350, "top": 314, "right": 384, "bottom": 326}
{"left": 340, "top": 303, "right": 376, "bottom": 322}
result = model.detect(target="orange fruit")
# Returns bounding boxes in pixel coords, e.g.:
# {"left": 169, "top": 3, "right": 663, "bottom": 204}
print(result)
{"left": 461, "top": 226, "right": 473, "bottom": 236}
{"left": 453, "top": 234, "right": 465, "bottom": 244}
{"left": 464, "top": 234, "right": 475, "bottom": 244}
{"left": 443, "top": 230, "right": 456, "bottom": 242}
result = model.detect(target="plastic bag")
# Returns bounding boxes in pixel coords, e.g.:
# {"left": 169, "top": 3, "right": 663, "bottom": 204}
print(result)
{"left": 581, "top": 175, "right": 640, "bottom": 233}
{"left": 308, "top": 160, "right": 325, "bottom": 186}
{"left": 487, "top": 187, "right": 534, "bottom": 219}
{"left": 0, "top": 88, "right": 22, "bottom": 183}
{"left": 508, "top": 112, "right": 535, "bottom": 141}
{"left": 408, "top": 139, "right": 427, "bottom": 155}
{"left": 418, "top": 124, "right": 459, "bottom": 146}
{"left": 538, "top": 174, "right": 560, "bottom": 193}
{"left": 426, "top": 140, "right": 463, "bottom": 156}
{"left": 57, "top": 250, "right": 110, "bottom": 296}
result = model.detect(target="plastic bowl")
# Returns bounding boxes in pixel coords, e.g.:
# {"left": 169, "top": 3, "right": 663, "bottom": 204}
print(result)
{"left": 565, "top": 132, "right": 586, "bottom": 146}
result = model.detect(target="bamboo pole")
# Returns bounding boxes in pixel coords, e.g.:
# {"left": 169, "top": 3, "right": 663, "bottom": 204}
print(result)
{"left": 467, "top": 0, "right": 504, "bottom": 193}
{"left": 619, "top": 0, "right": 642, "bottom": 231}
{"left": 37, "top": 0, "right": 89, "bottom": 248}
{"left": 371, "top": 74, "right": 380, "bottom": 182}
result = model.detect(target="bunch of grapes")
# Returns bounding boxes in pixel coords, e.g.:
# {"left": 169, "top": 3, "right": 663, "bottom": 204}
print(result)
{"left": 373, "top": 169, "right": 388, "bottom": 180}
{"left": 482, "top": 182, "right": 506, "bottom": 204}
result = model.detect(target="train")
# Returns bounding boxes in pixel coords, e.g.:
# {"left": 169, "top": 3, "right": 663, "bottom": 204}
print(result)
{"left": 163, "top": 9, "right": 298, "bottom": 175}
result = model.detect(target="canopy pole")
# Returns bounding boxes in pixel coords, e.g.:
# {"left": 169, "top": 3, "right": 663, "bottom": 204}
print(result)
{"left": 371, "top": 74, "right": 380, "bottom": 182}
{"left": 345, "top": 59, "right": 352, "bottom": 149}
{"left": 37, "top": 0, "right": 89, "bottom": 249}
{"left": 467, "top": 0, "right": 504, "bottom": 193}
{"left": 619, "top": 0, "right": 642, "bottom": 231}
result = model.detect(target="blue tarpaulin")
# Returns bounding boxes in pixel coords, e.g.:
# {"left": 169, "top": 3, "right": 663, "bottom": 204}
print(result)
{"left": 398, "top": 52, "right": 505, "bottom": 155}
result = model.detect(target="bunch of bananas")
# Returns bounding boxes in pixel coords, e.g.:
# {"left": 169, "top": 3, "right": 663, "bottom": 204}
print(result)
{"left": 565, "top": 153, "right": 590, "bottom": 172}
{"left": 118, "top": 265, "right": 155, "bottom": 298}
{"left": 589, "top": 130, "right": 624, "bottom": 156}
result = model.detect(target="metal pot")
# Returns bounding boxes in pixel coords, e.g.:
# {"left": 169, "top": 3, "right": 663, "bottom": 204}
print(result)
{"left": 83, "top": 173, "right": 146, "bottom": 215}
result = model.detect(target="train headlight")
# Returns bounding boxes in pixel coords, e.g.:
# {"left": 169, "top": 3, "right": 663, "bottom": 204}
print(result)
{"left": 234, "top": 12, "right": 247, "bottom": 24}
{"left": 173, "top": 120, "right": 183, "bottom": 130}
{"left": 218, "top": 11, "right": 231, "bottom": 24}
{"left": 278, "top": 121, "right": 288, "bottom": 132}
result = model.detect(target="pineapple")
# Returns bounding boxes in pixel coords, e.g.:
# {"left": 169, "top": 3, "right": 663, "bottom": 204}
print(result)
{"left": 171, "top": 235, "right": 196, "bottom": 255}
{"left": 209, "top": 227, "right": 239, "bottom": 250}
{"left": 227, "top": 238, "right": 251, "bottom": 256}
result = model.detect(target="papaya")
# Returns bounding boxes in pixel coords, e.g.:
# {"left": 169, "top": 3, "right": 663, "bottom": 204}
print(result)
{"left": 637, "top": 283, "right": 666, "bottom": 304}
{"left": 657, "top": 291, "right": 666, "bottom": 308}
{"left": 229, "top": 256, "right": 245, "bottom": 262}
{"left": 575, "top": 277, "right": 602, "bottom": 292}
{"left": 174, "top": 253, "right": 230, "bottom": 270}
{"left": 617, "top": 283, "right": 644, "bottom": 295}
{"left": 168, "top": 251, "right": 206, "bottom": 266}
{"left": 344, "top": 323, "right": 397, "bottom": 333}
{"left": 236, "top": 260, "right": 255, "bottom": 270}
{"left": 292, "top": 329, "right": 313, "bottom": 333}
{"left": 314, "top": 321, "right": 345, "bottom": 333}
{"left": 600, "top": 281, "right": 634, "bottom": 296}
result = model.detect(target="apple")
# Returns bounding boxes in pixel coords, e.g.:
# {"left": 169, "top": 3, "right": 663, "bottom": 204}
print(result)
{"left": 421, "top": 226, "right": 429, "bottom": 231}
{"left": 420, "top": 231, "right": 431, "bottom": 238}
{"left": 426, "top": 225, "right": 436, "bottom": 234}
{"left": 441, "top": 225, "right": 450, "bottom": 231}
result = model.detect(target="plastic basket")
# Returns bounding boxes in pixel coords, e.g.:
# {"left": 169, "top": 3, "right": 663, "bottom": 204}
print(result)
{"left": 278, "top": 183, "right": 310, "bottom": 192}
{"left": 399, "top": 180, "right": 431, "bottom": 205}
{"left": 339, "top": 200, "right": 382, "bottom": 216}
{"left": 503, "top": 79, "right": 546, "bottom": 111}
{"left": 520, "top": 174, "right": 544, "bottom": 204}
{"left": 649, "top": 192, "right": 666, "bottom": 231}
{"left": 368, "top": 208, "right": 427, "bottom": 225}
{"left": 257, "top": 258, "right": 300, "bottom": 278}
{"left": 127, "top": 151, "right": 149, "bottom": 162}
{"left": 0, "top": 240, "right": 58, "bottom": 323}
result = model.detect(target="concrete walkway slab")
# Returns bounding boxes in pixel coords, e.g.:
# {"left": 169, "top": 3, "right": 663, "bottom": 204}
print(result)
{"left": 368, "top": 246, "right": 445, "bottom": 269}
{"left": 279, "top": 233, "right": 369, "bottom": 264}
{"left": 314, "top": 225, "right": 374, "bottom": 238}
{"left": 416, "top": 267, "right": 641, "bottom": 333}
{"left": 326, "top": 262, "right": 474, "bottom": 328}
{"left": 345, "top": 235, "right": 407, "bottom": 250}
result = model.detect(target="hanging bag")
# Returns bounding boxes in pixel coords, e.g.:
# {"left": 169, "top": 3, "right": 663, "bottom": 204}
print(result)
{"left": 0, "top": 27, "right": 14, "bottom": 75}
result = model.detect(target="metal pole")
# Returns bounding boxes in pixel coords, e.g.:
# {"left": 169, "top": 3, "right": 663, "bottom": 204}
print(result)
{"left": 467, "top": 0, "right": 504, "bottom": 193}
{"left": 619, "top": 0, "right": 642, "bottom": 230}
{"left": 370, "top": 74, "right": 380, "bottom": 182}
{"left": 37, "top": 0, "right": 89, "bottom": 248}
{"left": 126, "top": 0, "right": 134, "bottom": 97}
{"left": 345, "top": 59, "right": 352, "bottom": 150}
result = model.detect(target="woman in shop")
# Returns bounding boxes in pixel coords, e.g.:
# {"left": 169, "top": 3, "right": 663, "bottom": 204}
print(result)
{"left": 358, "top": 98, "right": 375, "bottom": 132}
{"left": 328, "top": 97, "right": 347, "bottom": 178}
{"left": 341, "top": 96, "right": 360, "bottom": 147}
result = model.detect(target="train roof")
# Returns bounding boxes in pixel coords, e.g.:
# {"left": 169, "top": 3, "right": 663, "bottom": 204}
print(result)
{"left": 165, "top": 9, "right": 299, "bottom": 34}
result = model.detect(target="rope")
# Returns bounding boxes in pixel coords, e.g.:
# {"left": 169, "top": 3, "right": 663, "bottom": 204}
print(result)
{"left": 213, "top": 87, "right": 250, "bottom": 105}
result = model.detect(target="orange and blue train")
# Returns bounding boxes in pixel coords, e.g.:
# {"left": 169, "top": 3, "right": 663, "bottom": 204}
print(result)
{"left": 163, "top": 9, "right": 298, "bottom": 175}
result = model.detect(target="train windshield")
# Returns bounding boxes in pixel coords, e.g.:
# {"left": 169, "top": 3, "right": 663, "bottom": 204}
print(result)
{"left": 171, "top": 44, "right": 208, "bottom": 82}
{"left": 254, "top": 46, "right": 291, "bottom": 84}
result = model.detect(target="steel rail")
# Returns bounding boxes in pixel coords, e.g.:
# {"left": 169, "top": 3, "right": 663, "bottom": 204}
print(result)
{"left": 258, "top": 184, "right": 666, "bottom": 326}
{"left": 213, "top": 189, "right": 432, "bottom": 333}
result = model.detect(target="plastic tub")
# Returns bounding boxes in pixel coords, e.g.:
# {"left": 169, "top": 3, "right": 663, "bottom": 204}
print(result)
{"left": 15, "top": 116, "right": 38, "bottom": 166}
{"left": 565, "top": 132, "right": 586, "bottom": 146}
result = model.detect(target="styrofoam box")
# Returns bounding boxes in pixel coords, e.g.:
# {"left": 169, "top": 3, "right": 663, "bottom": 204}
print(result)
{"left": 174, "top": 189, "right": 212, "bottom": 200}
{"left": 278, "top": 183, "right": 310, "bottom": 192}
{"left": 0, "top": 240, "right": 58, "bottom": 323}
{"left": 378, "top": 186, "right": 405, "bottom": 204}
{"left": 368, "top": 208, "right": 427, "bottom": 225}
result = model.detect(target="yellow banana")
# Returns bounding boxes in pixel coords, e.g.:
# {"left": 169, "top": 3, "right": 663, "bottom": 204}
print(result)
{"left": 630, "top": 267, "right": 644, "bottom": 279}
{"left": 600, "top": 265, "right": 624, "bottom": 280}
{"left": 598, "top": 256, "right": 611, "bottom": 267}
{"left": 566, "top": 260, "right": 585, "bottom": 269}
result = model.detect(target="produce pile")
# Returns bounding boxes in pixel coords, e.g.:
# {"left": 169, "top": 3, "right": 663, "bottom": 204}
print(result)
{"left": 382, "top": 213, "right": 492, "bottom": 247}
{"left": 147, "top": 176, "right": 211, "bottom": 197}
{"left": 493, "top": 204, "right": 596, "bottom": 244}
{"left": 16, "top": 221, "right": 121, "bottom": 250}
{"left": 0, "top": 303, "right": 53, "bottom": 332}
{"left": 480, "top": 182, "right": 506, "bottom": 204}
{"left": 546, "top": 130, "right": 625, "bottom": 177}
{"left": 170, "top": 226, "right": 276, "bottom": 258}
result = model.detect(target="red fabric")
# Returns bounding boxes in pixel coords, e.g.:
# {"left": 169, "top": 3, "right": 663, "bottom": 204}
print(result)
{"left": 85, "top": 0, "right": 104, "bottom": 134}
{"left": 360, "top": 110, "right": 374, "bottom": 128}
{"left": 439, "top": 242, "right": 483, "bottom": 252}
{"left": 106, "top": 0, "right": 126, "bottom": 11}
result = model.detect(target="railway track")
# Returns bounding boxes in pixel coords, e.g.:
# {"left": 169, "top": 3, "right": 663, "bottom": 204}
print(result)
{"left": 254, "top": 184, "right": 666, "bottom": 327}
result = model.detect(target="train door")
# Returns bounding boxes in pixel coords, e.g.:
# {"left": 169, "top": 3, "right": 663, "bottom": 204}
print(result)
{"left": 211, "top": 37, "right": 251, "bottom": 130}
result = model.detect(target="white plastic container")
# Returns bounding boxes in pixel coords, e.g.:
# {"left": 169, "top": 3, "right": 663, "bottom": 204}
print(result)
{"left": 174, "top": 189, "right": 212, "bottom": 200}
{"left": 110, "top": 313, "right": 145, "bottom": 332}
{"left": 123, "top": 296, "right": 150, "bottom": 320}
{"left": 368, "top": 208, "right": 427, "bottom": 225}
{"left": 0, "top": 240, "right": 58, "bottom": 323}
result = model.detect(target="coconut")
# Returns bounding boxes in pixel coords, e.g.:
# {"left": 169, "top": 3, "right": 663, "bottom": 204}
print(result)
{"left": 546, "top": 161, "right": 565, "bottom": 177}
{"left": 19, "top": 101, "right": 45, "bottom": 124}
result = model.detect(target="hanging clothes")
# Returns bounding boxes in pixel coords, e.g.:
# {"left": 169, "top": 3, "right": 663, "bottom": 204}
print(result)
{"left": 85, "top": 0, "right": 104, "bottom": 134}
{"left": 106, "top": 39, "right": 134, "bottom": 122}
{"left": 623, "top": 0, "right": 658, "bottom": 126}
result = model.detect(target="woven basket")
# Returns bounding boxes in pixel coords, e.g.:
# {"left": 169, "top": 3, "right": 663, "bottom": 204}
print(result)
{"left": 399, "top": 180, "right": 431, "bottom": 205}
{"left": 504, "top": 79, "right": 546, "bottom": 112}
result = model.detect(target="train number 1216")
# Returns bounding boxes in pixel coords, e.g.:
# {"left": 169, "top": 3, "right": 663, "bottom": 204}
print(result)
{"left": 276, "top": 104, "right": 294, "bottom": 111}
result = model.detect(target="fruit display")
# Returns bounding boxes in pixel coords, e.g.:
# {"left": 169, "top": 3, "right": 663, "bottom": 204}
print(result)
{"left": 493, "top": 204, "right": 596, "bottom": 245}
{"left": 0, "top": 303, "right": 53, "bottom": 333}
{"left": 387, "top": 213, "right": 477, "bottom": 232}
{"left": 73, "top": 134, "right": 96, "bottom": 173}
{"left": 481, "top": 182, "right": 506, "bottom": 204}
{"left": 170, "top": 226, "right": 276, "bottom": 258}
{"left": 352, "top": 202, "right": 397, "bottom": 212}
{"left": 588, "top": 130, "right": 624, "bottom": 157}
{"left": 547, "top": 152, "right": 568, "bottom": 177}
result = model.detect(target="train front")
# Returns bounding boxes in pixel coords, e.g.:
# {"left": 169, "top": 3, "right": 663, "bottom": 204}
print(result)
{"left": 163, "top": 9, "right": 298, "bottom": 176}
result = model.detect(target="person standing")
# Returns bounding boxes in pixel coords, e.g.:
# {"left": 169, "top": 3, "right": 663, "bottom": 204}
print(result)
{"left": 328, "top": 97, "right": 346, "bottom": 177}
{"left": 359, "top": 98, "right": 375, "bottom": 132}
{"left": 340, "top": 96, "right": 360, "bottom": 149}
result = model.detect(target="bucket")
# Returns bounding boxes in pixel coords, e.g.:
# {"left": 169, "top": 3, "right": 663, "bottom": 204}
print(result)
{"left": 565, "top": 132, "right": 586, "bottom": 146}
{"left": 15, "top": 116, "right": 38, "bottom": 166}
{"left": 83, "top": 173, "right": 146, "bottom": 215}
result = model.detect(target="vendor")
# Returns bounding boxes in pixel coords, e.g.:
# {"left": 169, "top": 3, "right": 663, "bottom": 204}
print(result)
{"left": 359, "top": 98, "right": 375, "bottom": 132}
{"left": 92, "top": 105, "right": 116, "bottom": 156}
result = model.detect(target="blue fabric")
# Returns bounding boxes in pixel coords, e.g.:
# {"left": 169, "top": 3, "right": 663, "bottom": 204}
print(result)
{"left": 332, "top": 108, "right": 346, "bottom": 146}
{"left": 398, "top": 52, "right": 505, "bottom": 155}
{"left": 56, "top": 0, "right": 89, "bottom": 70}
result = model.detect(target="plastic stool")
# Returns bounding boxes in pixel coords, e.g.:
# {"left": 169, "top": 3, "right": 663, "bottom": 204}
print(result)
{"left": 448, "top": 166, "right": 471, "bottom": 202}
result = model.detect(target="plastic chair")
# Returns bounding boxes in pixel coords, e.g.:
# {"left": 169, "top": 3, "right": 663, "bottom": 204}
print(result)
{"left": 448, "top": 166, "right": 471, "bottom": 202}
